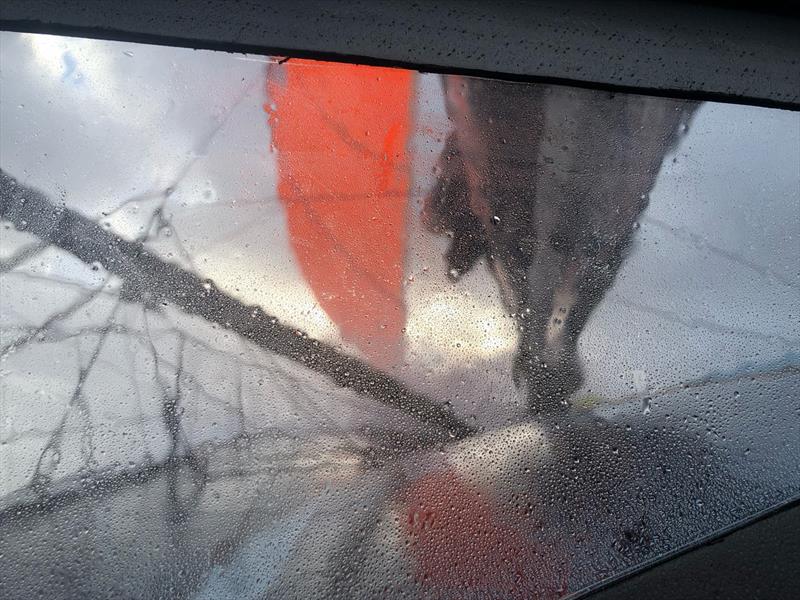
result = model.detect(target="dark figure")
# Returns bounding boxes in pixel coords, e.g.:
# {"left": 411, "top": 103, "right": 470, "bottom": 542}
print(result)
{"left": 424, "top": 75, "right": 697, "bottom": 413}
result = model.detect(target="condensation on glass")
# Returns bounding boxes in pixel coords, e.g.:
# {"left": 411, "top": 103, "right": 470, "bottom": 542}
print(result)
{"left": 0, "top": 32, "right": 798, "bottom": 599}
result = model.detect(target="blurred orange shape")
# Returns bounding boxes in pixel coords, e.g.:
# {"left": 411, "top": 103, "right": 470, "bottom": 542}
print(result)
{"left": 267, "top": 59, "right": 412, "bottom": 367}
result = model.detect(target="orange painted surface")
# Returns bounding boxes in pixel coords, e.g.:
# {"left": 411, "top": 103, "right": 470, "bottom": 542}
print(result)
{"left": 401, "top": 470, "right": 567, "bottom": 598}
{"left": 267, "top": 59, "right": 412, "bottom": 366}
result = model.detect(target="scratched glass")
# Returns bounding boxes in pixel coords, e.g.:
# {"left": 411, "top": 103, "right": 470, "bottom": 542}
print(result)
{"left": 1, "top": 32, "right": 798, "bottom": 600}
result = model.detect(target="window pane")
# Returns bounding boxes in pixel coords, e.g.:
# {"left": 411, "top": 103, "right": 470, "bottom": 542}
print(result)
{"left": 1, "top": 31, "right": 798, "bottom": 599}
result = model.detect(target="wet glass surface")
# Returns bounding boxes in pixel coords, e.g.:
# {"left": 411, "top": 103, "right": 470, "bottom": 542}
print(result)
{"left": 0, "top": 32, "right": 798, "bottom": 599}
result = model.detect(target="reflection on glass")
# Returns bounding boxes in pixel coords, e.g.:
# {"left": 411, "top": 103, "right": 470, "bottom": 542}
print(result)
{"left": 0, "top": 32, "right": 798, "bottom": 599}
